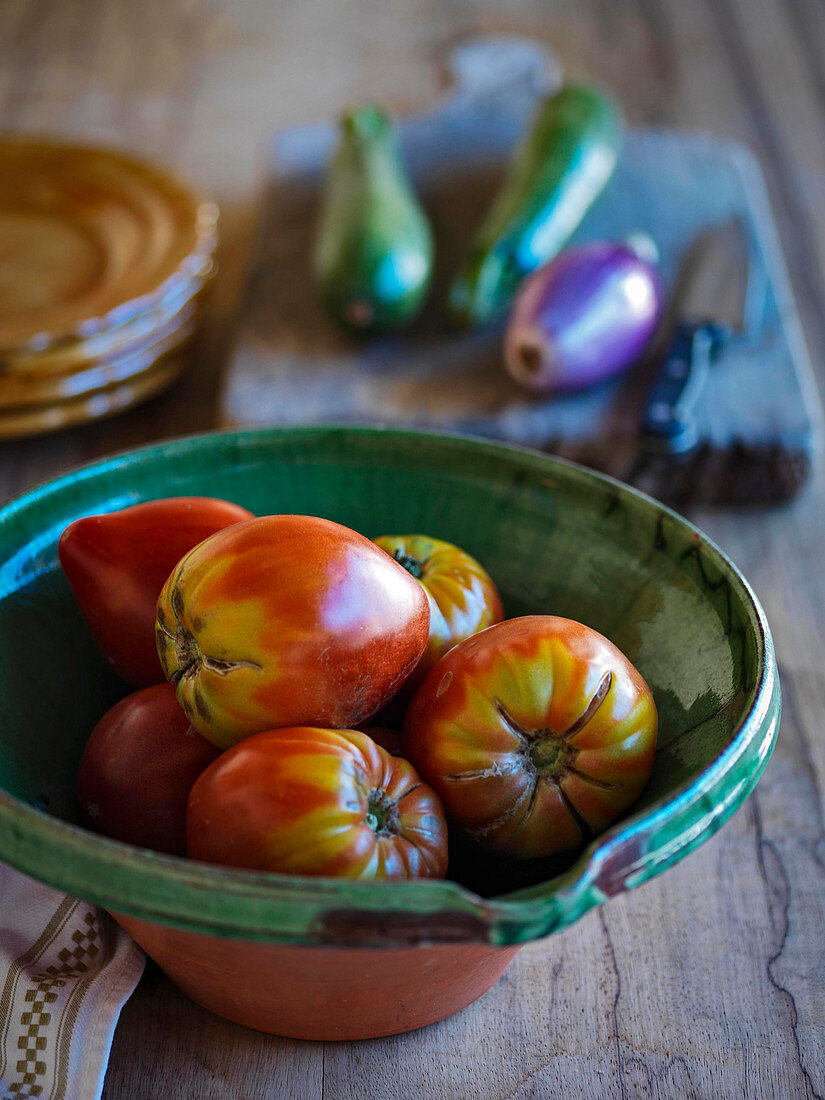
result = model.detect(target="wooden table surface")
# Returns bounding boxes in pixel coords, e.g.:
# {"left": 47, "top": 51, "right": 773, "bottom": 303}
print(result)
{"left": 3, "top": 2, "right": 825, "bottom": 1097}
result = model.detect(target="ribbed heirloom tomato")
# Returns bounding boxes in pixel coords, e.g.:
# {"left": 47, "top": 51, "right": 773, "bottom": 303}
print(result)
{"left": 156, "top": 515, "right": 430, "bottom": 748}
{"left": 60, "top": 496, "right": 253, "bottom": 687}
{"left": 403, "top": 616, "right": 658, "bottom": 858}
{"left": 373, "top": 534, "right": 503, "bottom": 687}
{"left": 187, "top": 728, "right": 448, "bottom": 880}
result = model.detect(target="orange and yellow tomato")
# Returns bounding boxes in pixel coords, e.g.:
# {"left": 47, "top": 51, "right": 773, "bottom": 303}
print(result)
{"left": 186, "top": 727, "right": 449, "bottom": 880}
{"left": 403, "top": 615, "right": 657, "bottom": 859}
{"left": 156, "top": 515, "right": 430, "bottom": 749}
{"left": 373, "top": 534, "right": 503, "bottom": 687}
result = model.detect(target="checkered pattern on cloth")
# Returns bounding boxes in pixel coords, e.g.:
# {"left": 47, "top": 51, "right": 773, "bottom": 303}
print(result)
{"left": 0, "top": 865, "right": 144, "bottom": 1100}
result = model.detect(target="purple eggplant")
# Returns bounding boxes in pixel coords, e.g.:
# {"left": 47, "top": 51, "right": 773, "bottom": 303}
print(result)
{"left": 504, "top": 237, "right": 664, "bottom": 394}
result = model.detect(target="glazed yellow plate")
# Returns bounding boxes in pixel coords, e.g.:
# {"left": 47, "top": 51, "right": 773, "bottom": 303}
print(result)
{"left": 0, "top": 353, "right": 189, "bottom": 438}
{"left": 0, "top": 137, "right": 217, "bottom": 353}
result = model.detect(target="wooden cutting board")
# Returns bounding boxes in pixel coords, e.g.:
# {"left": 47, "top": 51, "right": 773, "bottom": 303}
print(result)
{"left": 222, "top": 36, "right": 821, "bottom": 506}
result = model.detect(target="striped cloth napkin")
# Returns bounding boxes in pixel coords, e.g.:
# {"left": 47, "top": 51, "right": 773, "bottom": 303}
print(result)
{"left": 0, "top": 864, "right": 144, "bottom": 1100}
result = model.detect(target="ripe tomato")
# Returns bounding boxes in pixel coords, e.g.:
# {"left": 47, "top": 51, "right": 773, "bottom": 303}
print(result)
{"left": 77, "top": 683, "right": 221, "bottom": 855}
{"left": 156, "top": 516, "right": 430, "bottom": 749}
{"left": 60, "top": 496, "right": 253, "bottom": 687}
{"left": 374, "top": 534, "right": 503, "bottom": 687}
{"left": 403, "top": 616, "right": 657, "bottom": 859}
{"left": 187, "top": 727, "right": 448, "bottom": 880}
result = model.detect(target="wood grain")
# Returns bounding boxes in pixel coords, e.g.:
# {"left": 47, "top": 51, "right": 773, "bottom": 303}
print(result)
{"left": 1, "top": 1, "right": 824, "bottom": 1097}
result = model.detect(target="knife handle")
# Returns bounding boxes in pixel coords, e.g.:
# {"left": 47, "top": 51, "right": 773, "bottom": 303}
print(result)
{"left": 641, "top": 321, "right": 729, "bottom": 454}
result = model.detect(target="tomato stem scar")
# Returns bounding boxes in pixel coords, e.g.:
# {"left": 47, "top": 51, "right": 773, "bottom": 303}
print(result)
{"left": 528, "top": 737, "right": 572, "bottom": 775}
{"left": 392, "top": 549, "right": 424, "bottom": 580}
{"left": 546, "top": 774, "right": 593, "bottom": 842}
{"left": 365, "top": 788, "right": 400, "bottom": 836}
{"left": 494, "top": 699, "right": 530, "bottom": 741}
{"left": 523, "top": 670, "right": 614, "bottom": 780}
{"left": 559, "top": 670, "right": 613, "bottom": 741}
{"left": 160, "top": 583, "right": 262, "bottom": 685}
{"left": 443, "top": 759, "right": 521, "bottom": 782}
{"left": 565, "top": 764, "right": 621, "bottom": 791}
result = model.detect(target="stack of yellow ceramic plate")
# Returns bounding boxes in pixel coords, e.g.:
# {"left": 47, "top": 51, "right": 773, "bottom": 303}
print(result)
{"left": 0, "top": 138, "right": 218, "bottom": 438}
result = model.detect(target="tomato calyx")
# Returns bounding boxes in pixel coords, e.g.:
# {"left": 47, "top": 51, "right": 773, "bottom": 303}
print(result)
{"left": 527, "top": 734, "right": 574, "bottom": 778}
{"left": 365, "top": 787, "right": 401, "bottom": 836}
{"left": 496, "top": 668, "right": 616, "bottom": 786}
{"left": 497, "top": 703, "right": 578, "bottom": 782}
{"left": 469, "top": 672, "right": 623, "bottom": 847}
{"left": 392, "top": 549, "right": 424, "bottom": 580}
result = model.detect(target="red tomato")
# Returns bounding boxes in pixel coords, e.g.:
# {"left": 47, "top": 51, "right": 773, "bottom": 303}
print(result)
{"left": 59, "top": 496, "right": 253, "bottom": 687}
{"left": 403, "top": 616, "right": 657, "bottom": 859}
{"left": 373, "top": 534, "right": 503, "bottom": 687}
{"left": 187, "top": 727, "right": 448, "bottom": 880}
{"left": 77, "top": 683, "right": 221, "bottom": 855}
{"left": 156, "top": 516, "right": 430, "bottom": 749}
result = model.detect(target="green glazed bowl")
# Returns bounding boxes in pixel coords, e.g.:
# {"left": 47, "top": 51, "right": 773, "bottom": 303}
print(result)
{"left": 0, "top": 427, "right": 779, "bottom": 1038}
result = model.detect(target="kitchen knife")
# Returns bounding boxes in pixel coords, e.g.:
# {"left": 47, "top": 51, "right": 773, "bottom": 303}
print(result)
{"left": 571, "top": 217, "right": 810, "bottom": 506}
{"left": 619, "top": 216, "right": 810, "bottom": 505}
{"left": 639, "top": 218, "right": 759, "bottom": 457}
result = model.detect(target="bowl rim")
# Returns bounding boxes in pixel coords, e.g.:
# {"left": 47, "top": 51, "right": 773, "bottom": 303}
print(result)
{"left": 0, "top": 424, "right": 780, "bottom": 947}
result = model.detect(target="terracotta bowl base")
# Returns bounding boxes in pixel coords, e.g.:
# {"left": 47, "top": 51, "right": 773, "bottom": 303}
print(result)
{"left": 113, "top": 913, "right": 521, "bottom": 1040}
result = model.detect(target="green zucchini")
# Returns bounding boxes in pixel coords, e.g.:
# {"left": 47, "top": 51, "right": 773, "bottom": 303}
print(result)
{"left": 314, "top": 106, "right": 434, "bottom": 333}
{"left": 446, "top": 84, "right": 623, "bottom": 329}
